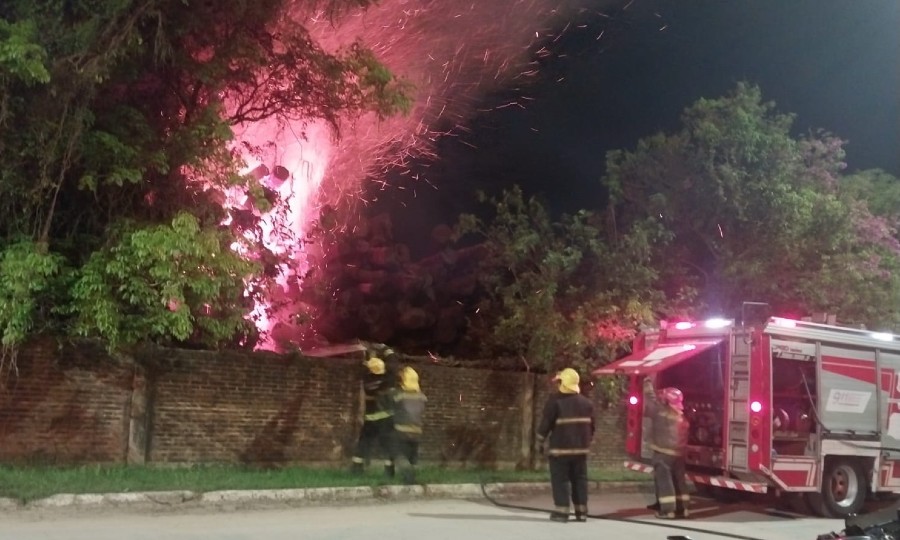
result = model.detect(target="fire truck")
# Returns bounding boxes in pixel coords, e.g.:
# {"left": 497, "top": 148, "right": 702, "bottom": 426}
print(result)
{"left": 593, "top": 316, "right": 900, "bottom": 518}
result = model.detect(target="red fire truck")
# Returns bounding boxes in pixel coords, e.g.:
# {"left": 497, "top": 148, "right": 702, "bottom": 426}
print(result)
{"left": 593, "top": 316, "right": 900, "bottom": 518}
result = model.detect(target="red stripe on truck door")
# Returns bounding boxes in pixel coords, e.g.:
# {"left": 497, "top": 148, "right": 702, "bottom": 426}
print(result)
{"left": 822, "top": 356, "right": 876, "bottom": 385}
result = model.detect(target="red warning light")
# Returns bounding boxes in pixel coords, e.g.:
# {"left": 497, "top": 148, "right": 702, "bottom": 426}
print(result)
{"left": 674, "top": 321, "right": 695, "bottom": 330}
{"left": 750, "top": 401, "right": 763, "bottom": 413}
{"left": 629, "top": 395, "right": 639, "bottom": 406}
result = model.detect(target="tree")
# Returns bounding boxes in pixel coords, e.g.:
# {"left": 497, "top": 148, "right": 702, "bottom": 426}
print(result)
{"left": 454, "top": 186, "right": 664, "bottom": 377}
{"left": 603, "top": 83, "right": 900, "bottom": 329}
{"left": 0, "top": 0, "right": 411, "bottom": 361}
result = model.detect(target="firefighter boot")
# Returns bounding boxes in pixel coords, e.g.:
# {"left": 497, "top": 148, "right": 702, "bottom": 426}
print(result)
{"left": 574, "top": 505, "right": 587, "bottom": 522}
{"left": 403, "top": 467, "right": 416, "bottom": 486}
{"left": 549, "top": 511, "right": 569, "bottom": 523}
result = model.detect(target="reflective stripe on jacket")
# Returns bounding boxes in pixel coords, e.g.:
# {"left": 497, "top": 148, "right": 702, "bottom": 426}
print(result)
{"left": 393, "top": 390, "right": 427, "bottom": 436}
{"left": 362, "top": 371, "right": 394, "bottom": 421}
{"left": 536, "top": 392, "right": 595, "bottom": 456}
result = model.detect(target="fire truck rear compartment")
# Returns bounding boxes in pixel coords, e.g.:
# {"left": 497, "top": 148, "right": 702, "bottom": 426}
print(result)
{"left": 650, "top": 346, "right": 818, "bottom": 471}
{"left": 654, "top": 343, "right": 727, "bottom": 470}
{"left": 771, "top": 356, "right": 816, "bottom": 457}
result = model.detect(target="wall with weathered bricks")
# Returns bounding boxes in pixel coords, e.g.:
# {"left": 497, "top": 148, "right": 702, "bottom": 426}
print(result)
{"left": 0, "top": 339, "right": 625, "bottom": 468}
{"left": 0, "top": 339, "right": 134, "bottom": 463}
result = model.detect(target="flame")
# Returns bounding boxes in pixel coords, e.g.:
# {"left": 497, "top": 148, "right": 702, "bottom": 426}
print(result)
{"left": 227, "top": 117, "right": 333, "bottom": 349}
{"left": 223, "top": 0, "right": 615, "bottom": 350}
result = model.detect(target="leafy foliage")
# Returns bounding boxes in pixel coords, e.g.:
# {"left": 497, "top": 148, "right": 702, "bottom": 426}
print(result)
{"left": 66, "top": 213, "right": 259, "bottom": 350}
{"left": 455, "top": 186, "right": 664, "bottom": 376}
{"left": 452, "top": 83, "right": 900, "bottom": 389}
{"left": 604, "top": 82, "right": 900, "bottom": 329}
{"left": 0, "top": 241, "right": 66, "bottom": 351}
{"left": 0, "top": 0, "right": 411, "bottom": 353}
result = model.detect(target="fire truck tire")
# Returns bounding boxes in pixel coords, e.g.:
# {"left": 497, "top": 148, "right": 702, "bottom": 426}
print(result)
{"left": 805, "top": 459, "right": 867, "bottom": 518}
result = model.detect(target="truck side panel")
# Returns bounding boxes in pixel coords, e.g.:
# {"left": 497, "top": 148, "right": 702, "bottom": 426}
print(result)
{"left": 818, "top": 345, "right": 878, "bottom": 435}
{"left": 880, "top": 353, "right": 900, "bottom": 461}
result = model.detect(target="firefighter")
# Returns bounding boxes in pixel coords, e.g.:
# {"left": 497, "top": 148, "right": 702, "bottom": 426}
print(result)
{"left": 536, "top": 368, "right": 595, "bottom": 523}
{"left": 391, "top": 366, "right": 427, "bottom": 484}
{"left": 350, "top": 346, "right": 400, "bottom": 476}
{"left": 643, "top": 375, "right": 690, "bottom": 519}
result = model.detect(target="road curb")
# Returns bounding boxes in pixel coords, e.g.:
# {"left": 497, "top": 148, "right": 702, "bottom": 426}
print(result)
{"left": 0, "top": 481, "right": 651, "bottom": 512}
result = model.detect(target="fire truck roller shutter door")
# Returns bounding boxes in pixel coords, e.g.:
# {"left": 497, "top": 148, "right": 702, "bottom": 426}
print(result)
{"left": 592, "top": 340, "right": 724, "bottom": 376}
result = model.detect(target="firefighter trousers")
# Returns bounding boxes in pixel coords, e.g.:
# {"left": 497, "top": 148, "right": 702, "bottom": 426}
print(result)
{"left": 548, "top": 454, "right": 589, "bottom": 518}
{"left": 352, "top": 418, "right": 395, "bottom": 469}
{"left": 392, "top": 433, "right": 420, "bottom": 484}
{"left": 652, "top": 451, "right": 690, "bottom": 516}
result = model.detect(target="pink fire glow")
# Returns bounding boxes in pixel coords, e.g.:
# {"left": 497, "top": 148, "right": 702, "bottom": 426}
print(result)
{"left": 226, "top": 0, "right": 616, "bottom": 350}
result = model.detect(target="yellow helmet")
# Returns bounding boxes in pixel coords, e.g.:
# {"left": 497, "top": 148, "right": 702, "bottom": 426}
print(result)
{"left": 554, "top": 368, "right": 580, "bottom": 394}
{"left": 400, "top": 366, "right": 420, "bottom": 392}
{"left": 365, "top": 357, "right": 385, "bottom": 375}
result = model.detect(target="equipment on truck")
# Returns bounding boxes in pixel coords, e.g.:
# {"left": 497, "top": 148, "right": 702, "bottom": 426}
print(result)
{"left": 593, "top": 315, "right": 900, "bottom": 518}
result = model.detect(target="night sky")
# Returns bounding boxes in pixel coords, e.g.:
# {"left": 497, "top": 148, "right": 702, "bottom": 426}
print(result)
{"left": 368, "top": 0, "right": 900, "bottom": 257}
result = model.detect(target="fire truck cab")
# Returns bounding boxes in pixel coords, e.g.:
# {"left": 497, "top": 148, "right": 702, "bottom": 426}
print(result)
{"left": 593, "top": 316, "right": 900, "bottom": 518}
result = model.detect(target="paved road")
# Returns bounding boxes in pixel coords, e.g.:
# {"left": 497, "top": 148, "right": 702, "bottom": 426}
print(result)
{"left": 1, "top": 491, "right": 850, "bottom": 540}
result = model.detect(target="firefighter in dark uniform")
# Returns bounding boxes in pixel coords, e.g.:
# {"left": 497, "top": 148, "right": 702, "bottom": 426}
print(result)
{"left": 390, "top": 366, "right": 427, "bottom": 485}
{"left": 350, "top": 345, "right": 400, "bottom": 476}
{"left": 643, "top": 375, "right": 690, "bottom": 519}
{"left": 536, "top": 368, "right": 595, "bottom": 523}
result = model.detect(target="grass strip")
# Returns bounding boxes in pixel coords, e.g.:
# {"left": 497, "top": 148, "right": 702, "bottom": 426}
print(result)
{"left": 0, "top": 464, "right": 647, "bottom": 503}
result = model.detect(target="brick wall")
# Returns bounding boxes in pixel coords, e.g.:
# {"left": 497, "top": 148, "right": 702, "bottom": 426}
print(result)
{"left": 413, "top": 364, "right": 532, "bottom": 467}
{"left": 0, "top": 339, "right": 626, "bottom": 468}
{"left": 0, "top": 339, "right": 133, "bottom": 464}
{"left": 143, "top": 349, "right": 361, "bottom": 464}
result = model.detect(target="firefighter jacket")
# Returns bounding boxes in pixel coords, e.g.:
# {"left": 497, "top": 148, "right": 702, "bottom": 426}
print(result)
{"left": 393, "top": 390, "right": 427, "bottom": 438}
{"left": 536, "top": 392, "right": 595, "bottom": 456}
{"left": 643, "top": 380, "right": 689, "bottom": 456}
{"left": 361, "top": 345, "right": 401, "bottom": 422}
{"left": 391, "top": 366, "right": 426, "bottom": 437}
{"left": 362, "top": 371, "right": 392, "bottom": 422}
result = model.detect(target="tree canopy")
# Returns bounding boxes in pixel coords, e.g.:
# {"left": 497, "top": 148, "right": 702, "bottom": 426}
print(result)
{"left": 3, "top": 1, "right": 898, "bottom": 377}
{"left": 454, "top": 186, "right": 664, "bottom": 373}
{"left": 602, "top": 82, "right": 900, "bottom": 329}
{"left": 450, "top": 83, "right": 900, "bottom": 382}
{"left": 0, "top": 0, "right": 410, "bottom": 359}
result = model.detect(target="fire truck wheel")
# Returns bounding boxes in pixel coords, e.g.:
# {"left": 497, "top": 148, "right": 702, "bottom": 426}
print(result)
{"left": 805, "top": 459, "right": 867, "bottom": 518}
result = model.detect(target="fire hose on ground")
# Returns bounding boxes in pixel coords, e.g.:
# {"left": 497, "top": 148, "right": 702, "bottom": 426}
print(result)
{"left": 477, "top": 475, "right": 900, "bottom": 540}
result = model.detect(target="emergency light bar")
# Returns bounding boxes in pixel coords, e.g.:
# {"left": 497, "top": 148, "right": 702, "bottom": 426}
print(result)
{"left": 771, "top": 317, "right": 798, "bottom": 328}
{"left": 671, "top": 318, "right": 732, "bottom": 331}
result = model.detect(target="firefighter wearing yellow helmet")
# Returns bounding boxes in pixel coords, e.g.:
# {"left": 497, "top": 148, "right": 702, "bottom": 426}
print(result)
{"left": 643, "top": 375, "right": 690, "bottom": 519}
{"left": 350, "top": 344, "right": 400, "bottom": 476}
{"left": 536, "top": 368, "right": 595, "bottom": 523}
{"left": 389, "top": 366, "right": 427, "bottom": 484}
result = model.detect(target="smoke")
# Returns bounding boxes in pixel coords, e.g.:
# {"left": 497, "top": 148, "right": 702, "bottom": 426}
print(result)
{"left": 233, "top": 0, "right": 616, "bottom": 349}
